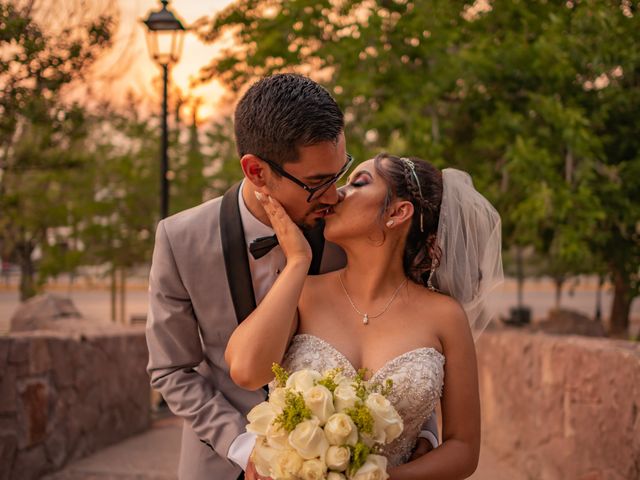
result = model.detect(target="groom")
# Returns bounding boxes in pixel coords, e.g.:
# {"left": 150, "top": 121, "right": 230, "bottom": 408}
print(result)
{"left": 145, "top": 74, "right": 438, "bottom": 480}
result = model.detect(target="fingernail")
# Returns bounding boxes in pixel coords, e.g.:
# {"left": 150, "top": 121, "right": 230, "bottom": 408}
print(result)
{"left": 254, "top": 191, "right": 263, "bottom": 201}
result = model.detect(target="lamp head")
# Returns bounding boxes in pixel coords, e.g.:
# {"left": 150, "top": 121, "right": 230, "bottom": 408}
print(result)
{"left": 142, "top": 0, "right": 186, "bottom": 65}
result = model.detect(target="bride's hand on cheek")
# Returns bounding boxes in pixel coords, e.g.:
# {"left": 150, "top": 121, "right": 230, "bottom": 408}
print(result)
{"left": 255, "top": 191, "right": 312, "bottom": 265}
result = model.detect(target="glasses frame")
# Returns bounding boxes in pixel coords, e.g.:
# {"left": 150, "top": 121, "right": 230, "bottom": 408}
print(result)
{"left": 259, "top": 153, "right": 354, "bottom": 203}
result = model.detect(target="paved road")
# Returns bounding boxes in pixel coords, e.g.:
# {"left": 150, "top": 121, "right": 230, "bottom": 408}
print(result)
{"left": 45, "top": 416, "right": 182, "bottom": 480}
{"left": 2, "top": 276, "right": 639, "bottom": 335}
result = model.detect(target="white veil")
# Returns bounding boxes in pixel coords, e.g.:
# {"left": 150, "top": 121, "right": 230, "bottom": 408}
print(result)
{"left": 431, "top": 168, "right": 504, "bottom": 340}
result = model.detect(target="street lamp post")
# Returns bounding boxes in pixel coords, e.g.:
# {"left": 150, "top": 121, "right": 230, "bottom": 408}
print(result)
{"left": 142, "top": 0, "right": 186, "bottom": 219}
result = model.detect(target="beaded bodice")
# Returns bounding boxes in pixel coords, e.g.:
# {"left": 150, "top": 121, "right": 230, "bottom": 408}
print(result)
{"left": 279, "top": 334, "right": 445, "bottom": 467}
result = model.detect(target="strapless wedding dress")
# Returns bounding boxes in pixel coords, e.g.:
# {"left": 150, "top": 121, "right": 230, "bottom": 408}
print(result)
{"left": 279, "top": 334, "right": 445, "bottom": 467}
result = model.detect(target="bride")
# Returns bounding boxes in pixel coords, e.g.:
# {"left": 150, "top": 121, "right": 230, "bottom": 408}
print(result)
{"left": 225, "top": 153, "right": 503, "bottom": 479}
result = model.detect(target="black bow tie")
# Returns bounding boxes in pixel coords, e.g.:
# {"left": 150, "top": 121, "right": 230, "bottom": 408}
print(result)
{"left": 249, "top": 235, "right": 279, "bottom": 259}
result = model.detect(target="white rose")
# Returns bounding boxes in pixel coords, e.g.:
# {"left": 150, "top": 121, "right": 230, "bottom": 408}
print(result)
{"left": 250, "top": 437, "right": 279, "bottom": 478}
{"left": 359, "top": 433, "right": 377, "bottom": 448}
{"left": 265, "top": 421, "right": 290, "bottom": 450}
{"left": 324, "top": 413, "right": 358, "bottom": 446}
{"left": 286, "top": 369, "right": 322, "bottom": 392}
{"left": 269, "top": 387, "right": 288, "bottom": 411}
{"left": 303, "top": 385, "right": 335, "bottom": 425}
{"left": 365, "top": 393, "right": 404, "bottom": 444}
{"left": 288, "top": 418, "right": 329, "bottom": 459}
{"left": 327, "top": 472, "right": 347, "bottom": 480}
{"left": 327, "top": 370, "right": 350, "bottom": 386}
{"left": 350, "top": 454, "right": 389, "bottom": 480}
{"left": 333, "top": 384, "right": 359, "bottom": 412}
{"left": 246, "top": 401, "right": 278, "bottom": 436}
{"left": 271, "top": 448, "right": 304, "bottom": 479}
{"left": 325, "top": 445, "right": 350, "bottom": 471}
{"left": 299, "top": 458, "right": 328, "bottom": 480}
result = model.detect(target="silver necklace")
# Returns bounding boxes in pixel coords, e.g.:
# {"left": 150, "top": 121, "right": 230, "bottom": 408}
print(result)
{"left": 338, "top": 272, "right": 407, "bottom": 325}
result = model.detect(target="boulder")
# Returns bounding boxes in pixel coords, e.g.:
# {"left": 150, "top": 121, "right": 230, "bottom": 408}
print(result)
{"left": 534, "top": 308, "right": 605, "bottom": 337}
{"left": 9, "top": 294, "right": 83, "bottom": 332}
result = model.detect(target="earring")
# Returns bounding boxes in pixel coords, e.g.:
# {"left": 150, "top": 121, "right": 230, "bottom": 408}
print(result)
{"left": 426, "top": 264, "right": 436, "bottom": 291}
{"left": 386, "top": 220, "right": 394, "bottom": 227}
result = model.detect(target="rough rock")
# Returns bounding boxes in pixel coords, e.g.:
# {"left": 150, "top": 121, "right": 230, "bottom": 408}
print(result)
{"left": 1, "top": 330, "right": 150, "bottom": 479}
{"left": 476, "top": 330, "right": 640, "bottom": 480}
{"left": 9, "top": 294, "right": 83, "bottom": 332}
{"left": 533, "top": 308, "right": 606, "bottom": 337}
{"left": 16, "top": 378, "right": 50, "bottom": 448}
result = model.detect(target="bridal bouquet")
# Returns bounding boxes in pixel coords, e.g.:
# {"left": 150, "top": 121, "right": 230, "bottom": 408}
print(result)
{"left": 246, "top": 364, "right": 403, "bottom": 480}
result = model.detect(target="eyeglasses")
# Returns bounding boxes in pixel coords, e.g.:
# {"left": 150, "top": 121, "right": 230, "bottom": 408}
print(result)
{"left": 260, "top": 153, "right": 354, "bottom": 202}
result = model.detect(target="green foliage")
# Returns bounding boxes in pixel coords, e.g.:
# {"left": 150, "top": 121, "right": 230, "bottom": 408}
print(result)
{"left": 273, "top": 389, "right": 312, "bottom": 432}
{"left": 0, "top": 3, "right": 239, "bottom": 301}
{"left": 315, "top": 367, "right": 344, "bottom": 394}
{"left": 198, "top": 0, "right": 640, "bottom": 331}
{"left": 351, "top": 368, "right": 369, "bottom": 401}
{"left": 0, "top": 1, "right": 115, "bottom": 299}
{"left": 371, "top": 378, "right": 394, "bottom": 397}
{"left": 344, "top": 402, "right": 374, "bottom": 435}
{"left": 169, "top": 109, "right": 208, "bottom": 215}
{"left": 347, "top": 441, "right": 371, "bottom": 476}
{"left": 272, "top": 363, "right": 290, "bottom": 387}
{"left": 202, "top": 116, "right": 244, "bottom": 197}
{"left": 78, "top": 103, "right": 159, "bottom": 272}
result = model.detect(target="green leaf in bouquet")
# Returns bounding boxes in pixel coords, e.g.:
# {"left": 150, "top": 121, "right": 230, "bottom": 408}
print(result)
{"left": 316, "top": 367, "right": 344, "bottom": 394}
{"left": 371, "top": 378, "right": 394, "bottom": 397}
{"left": 344, "top": 403, "right": 374, "bottom": 435}
{"left": 348, "top": 441, "right": 371, "bottom": 476}
{"left": 274, "top": 390, "right": 312, "bottom": 432}
{"left": 353, "top": 368, "right": 370, "bottom": 401}
{"left": 271, "top": 363, "right": 290, "bottom": 388}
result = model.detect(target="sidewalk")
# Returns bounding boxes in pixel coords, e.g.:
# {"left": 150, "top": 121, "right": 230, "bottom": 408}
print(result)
{"left": 45, "top": 416, "right": 182, "bottom": 480}
{"left": 46, "top": 415, "right": 523, "bottom": 480}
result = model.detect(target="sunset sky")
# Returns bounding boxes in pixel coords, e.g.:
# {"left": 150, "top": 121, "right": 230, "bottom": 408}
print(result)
{"left": 99, "top": 0, "right": 236, "bottom": 122}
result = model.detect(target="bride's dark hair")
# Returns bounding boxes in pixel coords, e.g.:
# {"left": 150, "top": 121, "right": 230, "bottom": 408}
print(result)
{"left": 374, "top": 153, "right": 443, "bottom": 287}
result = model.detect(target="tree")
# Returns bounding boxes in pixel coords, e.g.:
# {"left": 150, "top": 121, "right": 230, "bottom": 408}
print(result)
{"left": 203, "top": 115, "right": 244, "bottom": 198}
{"left": 197, "top": 0, "right": 640, "bottom": 335}
{"left": 169, "top": 98, "right": 211, "bottom": 215}
{"left": 447, "top": 1, "right": 639, "bottom": 334}
{"left": 0, "top": 0, "right": 115, "bottom": 300}
{"left": 76, "top": 101, "right": 159, "bottom": 322}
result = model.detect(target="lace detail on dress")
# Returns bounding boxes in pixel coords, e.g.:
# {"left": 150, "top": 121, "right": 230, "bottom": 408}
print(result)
{"left": 276, "top": 334, "right": 445, "bottom": 467}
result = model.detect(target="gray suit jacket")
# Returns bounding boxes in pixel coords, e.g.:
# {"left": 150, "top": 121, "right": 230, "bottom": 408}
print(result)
{"left": 146, "top": 184, "right": 345, "bottom": 479}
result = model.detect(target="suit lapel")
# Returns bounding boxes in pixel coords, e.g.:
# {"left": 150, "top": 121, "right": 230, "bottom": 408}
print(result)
{"left": 220, "top": 183, "right": 327, "bottom": 322}
{"left": 220, "top": 182, "right": 257, "bottom": 324}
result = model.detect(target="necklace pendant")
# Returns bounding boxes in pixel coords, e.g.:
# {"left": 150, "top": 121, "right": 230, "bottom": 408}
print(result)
{"left": 363, "top": 314, "right": 369, "bottom": 325}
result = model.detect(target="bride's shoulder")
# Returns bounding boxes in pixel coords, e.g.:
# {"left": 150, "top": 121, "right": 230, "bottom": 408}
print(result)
{"left": 410, "top": 283, "right": 469, "bottom": 335}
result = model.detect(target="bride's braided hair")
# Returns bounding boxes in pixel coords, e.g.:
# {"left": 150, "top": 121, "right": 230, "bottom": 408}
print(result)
{"left": 374, "top": 153, "right": 443, "bottom": 287}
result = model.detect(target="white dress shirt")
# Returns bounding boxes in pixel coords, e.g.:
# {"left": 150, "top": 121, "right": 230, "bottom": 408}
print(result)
{"left": 238, "top": 183, "right": 286, "bottom": 305}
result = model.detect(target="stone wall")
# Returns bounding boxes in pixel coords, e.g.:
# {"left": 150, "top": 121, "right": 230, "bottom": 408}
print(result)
{"left": 0, "top": 328, "right": 150, "bottom": 480}
{"left": 476, "top": 329, "right": 640, "bottom": 480}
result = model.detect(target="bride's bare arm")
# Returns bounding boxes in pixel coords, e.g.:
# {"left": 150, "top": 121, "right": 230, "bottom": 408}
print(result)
{"left": 388, "top": 297, "right": 481, "bottom": 480}
{"left": 225, "top": 192, "right": 312, "bottom": 390}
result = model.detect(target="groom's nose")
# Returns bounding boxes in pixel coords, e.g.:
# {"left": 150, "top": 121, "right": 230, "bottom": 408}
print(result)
{"left": 317, "top": 183, "right": 340, "bottom": 205}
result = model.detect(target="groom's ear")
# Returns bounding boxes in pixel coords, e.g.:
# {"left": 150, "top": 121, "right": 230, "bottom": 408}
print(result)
{"left": 387, "top": 200, "right": 415, "bottom": 227}
{"left": 241, "top": 154, "right": 268, "bottom": 187}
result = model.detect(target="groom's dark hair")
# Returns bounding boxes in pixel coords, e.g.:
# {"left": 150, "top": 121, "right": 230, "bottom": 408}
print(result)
{"left": 234, "top": 73, "right": 344, "bottom": 166}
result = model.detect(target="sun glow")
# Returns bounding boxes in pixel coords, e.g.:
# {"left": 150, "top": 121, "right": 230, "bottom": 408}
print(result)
{"left": 88, "top": 0, "right": 236, "bottom": 122}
